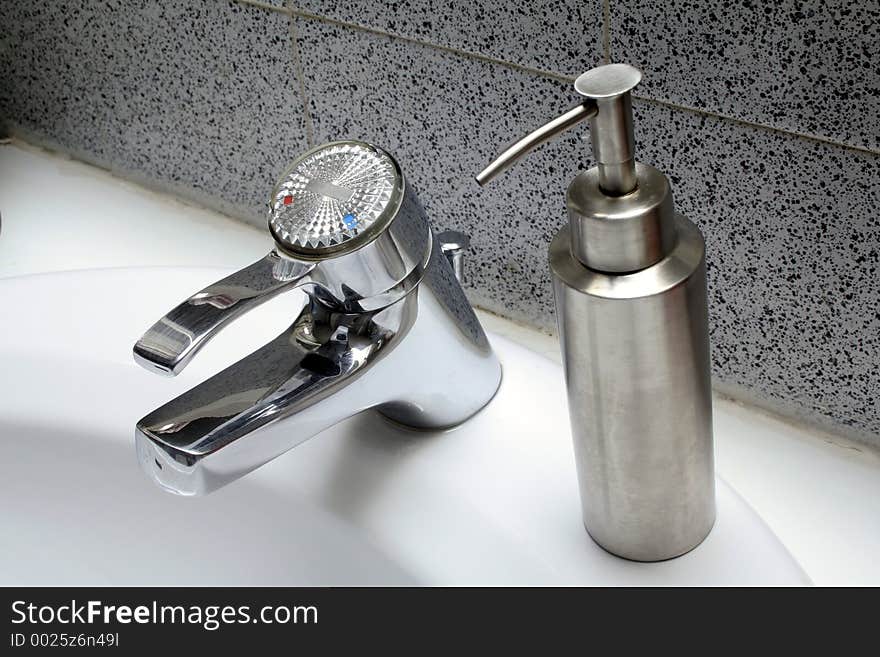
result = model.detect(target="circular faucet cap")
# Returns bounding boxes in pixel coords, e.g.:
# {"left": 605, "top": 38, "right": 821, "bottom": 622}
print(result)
{"left": 268, "top": 140, "right": 404, "bottom": 258}
{"left": 574, "top": 63, "right": 642, "bottom": 99}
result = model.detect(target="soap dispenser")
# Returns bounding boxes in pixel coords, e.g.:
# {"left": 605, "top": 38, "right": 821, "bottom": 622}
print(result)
{"left": 477, "top": 64, "right": 715, "bottom": 561}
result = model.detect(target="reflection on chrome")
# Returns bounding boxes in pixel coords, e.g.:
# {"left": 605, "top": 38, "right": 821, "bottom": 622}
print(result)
{"left": 132, "top": 141, "right": 501, "bottom": 495}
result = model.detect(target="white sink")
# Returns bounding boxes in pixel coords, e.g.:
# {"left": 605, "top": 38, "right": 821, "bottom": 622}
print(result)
{"left": 0, "top": 267, "right": 809, "bottom": 585}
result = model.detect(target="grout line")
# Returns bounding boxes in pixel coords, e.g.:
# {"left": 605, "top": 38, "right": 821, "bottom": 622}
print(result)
{"left": 233, "top": 0, "right": 289, "bottom": 15}
{"left": 287, "top": 13, "right": 315, "bottom": 146}
{"left": 634, "top": 94, "right": 880, "bottom": 156}
{"left": 235, "top": 0, "right": 315, "bottom": 145}
{"left": 602, "top": 0, "right": 611, "bottom": 64}
{"left": 232, "top": 1, "right": 880, "bottom": 157}
{"left": 288, "top": 8, "right": 575, "bottom": 83}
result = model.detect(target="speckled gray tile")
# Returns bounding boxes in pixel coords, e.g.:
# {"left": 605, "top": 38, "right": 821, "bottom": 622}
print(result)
{"left": 299, "top": 17, "right": 880, "bottom": 441}
{"left": 634, "top": 99, "right": 879, "bottom": 441}
{"left": 0, "top": 0, "right": 308, "bottom": 223}
{"left": 297, "top": 16, "right": 592, "bottom": 327}
{"left": 611, "top": 1, "right": 880, "bottom": 152}
{"left": 293, "top": 0, "right": 605, "bottom": 76}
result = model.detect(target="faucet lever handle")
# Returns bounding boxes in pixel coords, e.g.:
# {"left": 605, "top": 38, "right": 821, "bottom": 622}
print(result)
{"left": 133, "top": 250, "right": 313, "bottom": 376}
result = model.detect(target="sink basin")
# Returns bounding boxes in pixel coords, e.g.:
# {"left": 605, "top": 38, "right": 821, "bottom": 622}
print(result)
{"left": 0, "top": 268, "right": 809, "bottom": 585}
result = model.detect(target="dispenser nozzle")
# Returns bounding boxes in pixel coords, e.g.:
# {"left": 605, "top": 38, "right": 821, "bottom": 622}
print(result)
{"left": 475, "top": 102, "right": 597, "bottom": 186}
{"left": 476, "top": 63, "right": 642, "bottom": 196}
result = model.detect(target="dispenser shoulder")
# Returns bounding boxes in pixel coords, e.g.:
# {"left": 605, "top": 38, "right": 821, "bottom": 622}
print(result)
{"left": 549, "top": 215, "right": 706, "bottom": 300}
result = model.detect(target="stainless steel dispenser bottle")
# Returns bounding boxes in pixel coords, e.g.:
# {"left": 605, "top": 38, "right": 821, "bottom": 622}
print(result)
{"left": 477, "top": 64, "right": 715, "bottom": 561}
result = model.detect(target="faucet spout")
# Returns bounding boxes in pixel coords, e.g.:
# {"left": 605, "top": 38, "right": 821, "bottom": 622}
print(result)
{"left": 136, "top": 295, "right": 414, "bottom": 495}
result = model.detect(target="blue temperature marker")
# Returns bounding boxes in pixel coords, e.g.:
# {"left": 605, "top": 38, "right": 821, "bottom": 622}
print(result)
{"left": 342, "top": 212, "right": 358, "bottom": 229}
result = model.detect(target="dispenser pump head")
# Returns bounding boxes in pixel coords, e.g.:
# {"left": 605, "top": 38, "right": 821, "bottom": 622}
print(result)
{"left": 573, "top": 64, "right": 641, "bottom": 195}
{"left": 477, "top": 64, "right": 680, "bottom": 273}
{"left": 476, "top": 64, "right": 641, "bottom": 195}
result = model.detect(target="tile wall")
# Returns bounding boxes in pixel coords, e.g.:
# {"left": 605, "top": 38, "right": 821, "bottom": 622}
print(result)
{"left": 1, "top": 1, "right": 878, "bottom": 443}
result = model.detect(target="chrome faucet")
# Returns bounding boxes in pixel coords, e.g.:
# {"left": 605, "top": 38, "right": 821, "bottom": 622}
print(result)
{"left": 133, "top": 141, "right": 502, "bottom": 495}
